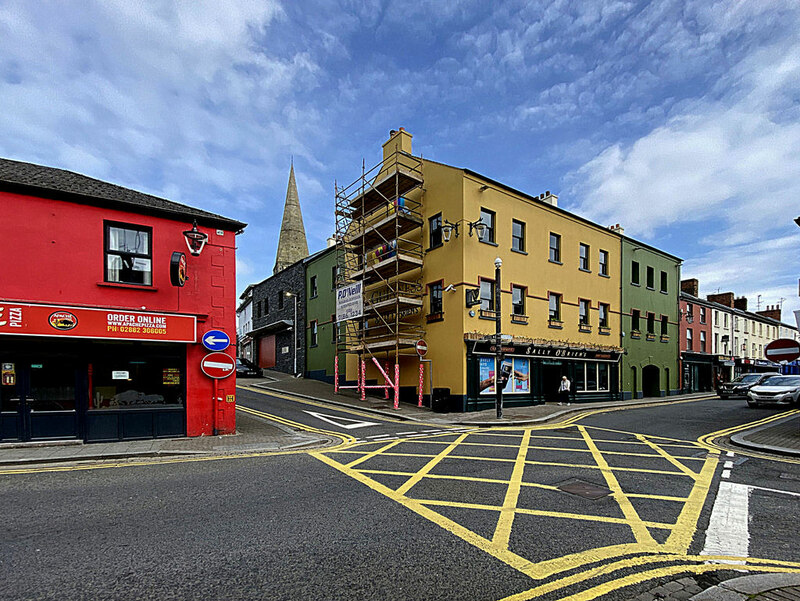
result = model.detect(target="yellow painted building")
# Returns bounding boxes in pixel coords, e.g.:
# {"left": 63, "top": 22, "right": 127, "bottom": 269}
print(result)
{"left": 339, "top": 129, "right": 623, "bottom": 411}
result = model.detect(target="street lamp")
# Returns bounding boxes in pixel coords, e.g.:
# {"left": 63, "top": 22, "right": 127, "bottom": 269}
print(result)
{"left": 182, "top": 219, "right": 209, "bottom": 256}
{"left": 442, "top": 218, "right": 488, "bottom": 243}
{"left": 285, "top": 291, "right": 298, "bottom": 376}
{"left": 494, "top": 256, "right": 504, "bottom": 419}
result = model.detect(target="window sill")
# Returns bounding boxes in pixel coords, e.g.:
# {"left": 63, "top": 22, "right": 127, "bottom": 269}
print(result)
{"left": 579, "top": 268, "right": 591, "bottom": 273}
{"left": 479, "top": 239, "right": 498, "bottom": 247}
{"left": 548, "top": 320, "right": 563, "bottom": 329}
{"left": 646, "top": 333, "right": 656, "bottom": 341}
{"left": 631, "top": 282, "right": 641, "bottom": 287}
{"left": 646, "top": 286, "right": 655, "bottom": 291}
{"left": 310, "top": 344, "right": 318, "bottom": 348}
{"left": 549, "top": 259, "right": 562, "bottom": 266}
{"left": 426, "top": 312, "right": 444, "bottom": 323}
{"left": 599, "top": 327, "right": 611, "bottom": 336}
{"left": 599, "top": 273, "right": 610, "bottom": 278}
{"left": 511, "top": 248, "right": 527, "bottom": 255}
{"left": 511, "top": 314, "right": 529, "bottom": 325}
{"left": 479, "top": 309, "right": 498, "bottom": 321}
{"left": 660, "top": 290, "right": 668, "bottom": 295}
{"left": 660, "top": 335, "right": 670, "bottom": 343}
{"left": 97, "top": 281, "right": 158, "bottom": 292}
{"left": 630, "top": 331, "right": 641, "bottom": 339}
{"left": 579, "top": 324, "right": 592, "bottom": 333}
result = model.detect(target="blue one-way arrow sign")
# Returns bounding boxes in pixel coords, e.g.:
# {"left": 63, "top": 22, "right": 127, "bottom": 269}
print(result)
{"left": 202, "top": 330, "right": 230, "bottom": 352}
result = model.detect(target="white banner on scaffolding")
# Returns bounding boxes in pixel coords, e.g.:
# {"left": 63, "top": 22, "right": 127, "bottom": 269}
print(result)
{"left": 336, "top": 282, "right": 363, "bottom": 322}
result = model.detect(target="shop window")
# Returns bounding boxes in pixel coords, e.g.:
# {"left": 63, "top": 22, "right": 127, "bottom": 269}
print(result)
{"left": 512, "top": 285, "right": 526, "bottom": 316}
{"left": 579, "top": 244, "right": 590, "bottom": 271}
{"left": 646, "top": 266, "right": 655, "bottom": 289}
{"left": 479, "top": 208, "right": 495, "bottom": 244}
{"left": 90, "top": 345, "right": 185, "bottom": 410}
{"left": 548, "top": 293, "right": 562, "bottom": 322}
{"left": 428, "top": 281, "right": 443, "bottom": 316}
{"left": 512, "top": 220, "right": 525, "bottom": 252}
{"left": 549, "top": 233, "right": 561, "bottom": 263}
{"left": 310, "top": 276, "right": 318, "bottom": 298}
{"left": 599, "top": 250, "right": 609, "bottom": 276}
{"left": 598, "top": 303, "right": 609, "bottom": 328}
{"left": 429, "top": 213, "right": 442, "bottom": 249}
{"left": 478, "top": 357, "right": 530, "bottom": 395}
{"left": 105, "top": 222, "right": 152, "bottom": 286}
{"left": 579, "top": 299, "right": 590, "bottom": 325}
{"left": 660, "top": 270, "right": 668, "bottom": 293}
{"left": 631, "top": 261, "right": 640, "bottom": 285}
{"left": 574, "top": 363, "right": 610, "bottom": 392}
{"left": 310, "top": 321, "right": 318, "bottom": 347}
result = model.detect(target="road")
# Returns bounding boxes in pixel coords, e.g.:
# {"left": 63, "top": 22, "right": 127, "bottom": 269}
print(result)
{"left": 1, "top": 388, "right": 798, "bottom": 601}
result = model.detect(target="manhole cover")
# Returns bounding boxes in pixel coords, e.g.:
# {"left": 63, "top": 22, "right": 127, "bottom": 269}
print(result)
{"left": 557, "top": 478, "right": 613, "bottom": 500}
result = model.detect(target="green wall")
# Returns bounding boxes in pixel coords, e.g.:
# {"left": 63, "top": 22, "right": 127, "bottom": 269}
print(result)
{"left": 304, "top": 247, "right": 342, "bottom": 382}
{"left": 620, "top": 238, "right": 681, "bottom": 398}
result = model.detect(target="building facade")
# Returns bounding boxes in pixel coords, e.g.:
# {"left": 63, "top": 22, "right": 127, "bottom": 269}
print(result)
{"left": 679, "top": 290, "right": 715, "bottom": 392}
{"left": 0, "top": 158, "right": 244, "bottom": 442}
{"left": 619, "top": 238, "right": 681, "bottom": 399}
{"left": 304, "top": 246, "right": 343, "bottom": 383}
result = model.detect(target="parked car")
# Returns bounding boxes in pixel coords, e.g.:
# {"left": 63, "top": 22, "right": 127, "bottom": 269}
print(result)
{"left": 236, "top": 358, "right": 261, "bottom": 377}
{"left": 717, "top": 373, "right": 777, "bottom": 399}
{"left": 747, "top": 375, "right": 800, "bottom": 407}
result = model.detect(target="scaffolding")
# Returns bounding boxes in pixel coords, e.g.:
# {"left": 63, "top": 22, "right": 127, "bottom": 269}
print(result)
{"left": 333, "top": 150, "right": 425, "bottom": 406}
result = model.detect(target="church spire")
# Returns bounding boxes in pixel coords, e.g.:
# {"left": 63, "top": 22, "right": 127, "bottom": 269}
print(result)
{"left": 273, "top": 162, "right": 309, "bottom": 274}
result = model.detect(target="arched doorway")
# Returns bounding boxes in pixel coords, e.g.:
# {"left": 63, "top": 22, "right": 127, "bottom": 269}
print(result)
{"left": 642, "top": 365, "right": 661, "bottom": 398}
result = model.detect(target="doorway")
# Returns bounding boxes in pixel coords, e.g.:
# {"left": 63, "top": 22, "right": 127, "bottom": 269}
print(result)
{"left": 540, "top": 361, "right": 565, "bottom": 402}
{"left": 0, "top": 357, "right": 80, "bottom": 441}
{"left": 642, "top": 365, "right": 661, "bottom": 398}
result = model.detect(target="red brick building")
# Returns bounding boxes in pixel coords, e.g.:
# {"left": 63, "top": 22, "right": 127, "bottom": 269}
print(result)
{"left": 679, "top": 279, "right": 714, "bottom": 392}
{"left": 0, "top": 158, "right": 245, "bottom": 442}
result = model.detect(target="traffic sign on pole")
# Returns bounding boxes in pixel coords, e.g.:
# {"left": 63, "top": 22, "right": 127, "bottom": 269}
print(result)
{"left": 764, "top": 338, "right": 800, "bottom": 363}
{"left": 201, "top": 352, "right": 235, "bottom": 379}
{"left": 202, "top": 330, "right": 230, "bottom": 352}
{"left": 416, "top": 339, "right": 428, "bottom": 357}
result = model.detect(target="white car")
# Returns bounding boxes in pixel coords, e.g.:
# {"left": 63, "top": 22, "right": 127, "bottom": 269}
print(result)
{"left": 747, "top": 375, "right": 800, "bottom": 407}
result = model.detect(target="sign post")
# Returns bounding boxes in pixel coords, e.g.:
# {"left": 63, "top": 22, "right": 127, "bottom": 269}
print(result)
{"left": 201, "top": 351, "right": 235, "bottom": 436}
{"left": 416, "top": 340, "right": 427, "bottom": 408}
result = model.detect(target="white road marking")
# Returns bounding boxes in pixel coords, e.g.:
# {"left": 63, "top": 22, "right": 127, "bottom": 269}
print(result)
{"left": 726, "top": 451, "right": 735, "bottom": 457}
{"left": 722, "top": 469, "right": 731, "bottom": 479}
{"left": 724, "top": 461, "right": 734, "bottom": 469}
{"left": 702, "top": 481, "right": 749, "bottom": 564}
{"left": 747, "top": 484, "right": 800, "bottom": 498}
{"left": 405, "top": 433, "right": 430, "bottom": 438}
{"left": 396, "top": 431, "right": 418, "bottom": 435}
{"left": 302, "top": 410, "right": 381, "bottom": 430}
{"left": 367, "top": 434, "right": 393, "bottom": 439}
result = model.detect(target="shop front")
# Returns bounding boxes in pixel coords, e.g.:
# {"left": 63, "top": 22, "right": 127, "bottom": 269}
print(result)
{"left": 739, "top": 357, "right": 780, "bottom": 375}
{"left": 465, "top": 338, "right": 622, "bottom": 411}
{"left": 0, "top": 302, "right": 196, "bottom": 443}
{"left": 681, "top": 352, "right": 714, "bottom": 392}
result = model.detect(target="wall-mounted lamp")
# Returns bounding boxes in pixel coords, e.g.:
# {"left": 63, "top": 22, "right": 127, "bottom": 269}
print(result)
{"left": 182, "top": 220, "right": 209, "bottom": 256}
{"left": 442, "top": 218, "right": 487, "bottom": 243}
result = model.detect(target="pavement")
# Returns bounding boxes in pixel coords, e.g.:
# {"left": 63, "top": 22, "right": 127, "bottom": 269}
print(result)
{"left": 2, "top": 371, "right": 799, "bottom": 599}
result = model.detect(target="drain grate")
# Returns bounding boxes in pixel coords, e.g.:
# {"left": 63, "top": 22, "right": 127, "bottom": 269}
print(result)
{"left": 557, "top": 478, "right": 613, "bottom": 500}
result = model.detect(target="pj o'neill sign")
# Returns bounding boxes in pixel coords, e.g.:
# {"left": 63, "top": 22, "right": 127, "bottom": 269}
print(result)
{"left": 0, "top": 302, "right": 196, "bottom": 343}
{"left": 336, "top": 282, "right": 363, "bottom": 322}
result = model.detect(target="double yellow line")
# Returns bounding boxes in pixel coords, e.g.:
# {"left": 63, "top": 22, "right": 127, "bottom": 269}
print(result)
{"left": 697, "top": 408, "right": 800, "bottom": 463}
{"left": 236, "top": 404, "right": 356, "bottom": 450}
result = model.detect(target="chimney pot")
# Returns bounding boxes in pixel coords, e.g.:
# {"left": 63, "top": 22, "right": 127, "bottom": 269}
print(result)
{"left": 546, "top": 190, "right": 551, "bottom": 196}
{"left": 389, "top": 129, "right": 397, "bottom": 136}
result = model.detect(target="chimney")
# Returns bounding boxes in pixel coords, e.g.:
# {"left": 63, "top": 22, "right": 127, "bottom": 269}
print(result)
{"left": 707, "top": 292, "right": 734, "bottom": 308}
{"left": 541, "top": 190, "right": 558, "bottom": 207}
{"left": 756, "top": 305, "right": 781, "bottom": 321}
{"left": 608, "top": 223, "right": 625, "bottom": 235}
{"left": 733, "top": 296, "right": 748, "bottom": 311}
{"left": 681, "top": 278, "right": 699, "bottom": 297}
{"left": 326, "top": 236, "right": 336, "bottom": 248}
{"left": 382, "top": 127, "right": 413, "bottom": 161}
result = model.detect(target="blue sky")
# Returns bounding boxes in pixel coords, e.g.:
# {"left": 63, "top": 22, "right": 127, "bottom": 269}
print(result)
{"left": 1, "top": 1, "right": 798, "bottom": 322}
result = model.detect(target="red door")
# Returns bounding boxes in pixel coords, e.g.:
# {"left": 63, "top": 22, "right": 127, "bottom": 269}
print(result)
{"left": 258, "top": 335, "right": 276, "bottom": 369}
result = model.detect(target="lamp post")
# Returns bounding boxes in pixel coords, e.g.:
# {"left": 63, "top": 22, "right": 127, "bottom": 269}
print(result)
{"left": 494, "top": 256, "right": 503, "bottom": 419}
{"left": 285, "top": 291, "right": 298, "bottom": 376}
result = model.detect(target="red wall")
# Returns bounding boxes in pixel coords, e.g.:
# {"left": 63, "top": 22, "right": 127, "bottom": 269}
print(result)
{"left": 0, "top": 190, "right": 239, "bottom": 435}
{"left": 679, "top": 298, "right": 713, "bottom": 354}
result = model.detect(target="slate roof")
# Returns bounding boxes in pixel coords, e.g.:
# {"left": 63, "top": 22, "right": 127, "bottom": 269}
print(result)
{"left": 0, "top": 157, "right": 246, "bottom": 231}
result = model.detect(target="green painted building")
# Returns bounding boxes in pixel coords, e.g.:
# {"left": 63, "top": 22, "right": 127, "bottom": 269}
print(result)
{"left": 304, "top": 246, "right": 343, "bottom": 383}
{"left": 619, "top": 237, "right": 681, "bottom": 399}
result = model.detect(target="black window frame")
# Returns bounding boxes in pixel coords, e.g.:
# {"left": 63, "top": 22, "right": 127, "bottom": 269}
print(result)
{"left": 631, "top": 261, "right": 640, "bottom": 285}
{"left": 428, "top": 280, "right": 443, "bottom": 315}
{"left": 549, "top": 233, "right": 561, "bottom": 263}
{"left": 646, "top": 266, "right": 655, "bottom": 289}
{"left": 104, "top": 221, "right": 153, "bottom": 286}
{"left": 598, "top": 303, "right": 609, "bottom": 328}
{"left": 647, "top": 312, "right": 655, "bottom": 334}
{"left": 310, "top": 275, "right": 318, "bottom": 298}
{"left": 511, "top": 285, "right": 526, "bottom": 315}
{"left": 599, "top": 250, "right": 609, "bottom": 276}
{"left": 632, "top": 309, "right": 641, "bottom": 332}
{"left": 579, "top": 298, "right": 590, "bottom": 325}
{"left": 661, "top": 315, "right": 668, "bottom": 336}
{"left": 479, "top": 208, "right": 495, "bottom": 244}
{"left": 511, "top": 219, "right": 525, "bottom": 253}
{"left": 660, "top": 270, "right": 668, "bottom": 293}
{"left": 579, "top": 243, "right": 590, "bottom": 271}
{"left": 548, "top": 292, "right": 561, "bottom": 321}
{"left": 310, "top": 320, "right": 318, "bottom": 347}
{"left": 479, "top": 278, "right": 495, "bottom": 311}
{"left": 278, "top": 291, "right": 284, "bottom": 310}
{"left": 331, "top": 265, "right": 339, "bottom": 290}
{"left": 429, "top": 213, "right": 443, "bottom": 249}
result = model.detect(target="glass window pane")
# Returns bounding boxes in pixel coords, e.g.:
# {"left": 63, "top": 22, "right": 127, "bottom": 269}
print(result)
{"left": 586, "top": 363, "right": 598, "bottom": 391}
{"left": 598, "top": 364, "right": 609, "bottom": 390}
{"left": 574, "top": 363, "right": 586, "bottom": 391}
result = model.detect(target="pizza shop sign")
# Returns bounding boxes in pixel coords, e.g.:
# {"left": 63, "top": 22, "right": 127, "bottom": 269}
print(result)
{"left": 0, "top": 302, "right": 196, "bottom": 343}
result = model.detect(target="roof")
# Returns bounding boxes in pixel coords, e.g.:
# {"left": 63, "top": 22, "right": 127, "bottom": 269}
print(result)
{"left": 681, "top": 291, "right": 798, "bottom": 330}
{"left": 0, "top": 157, "right": 247, "bottom": 231}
